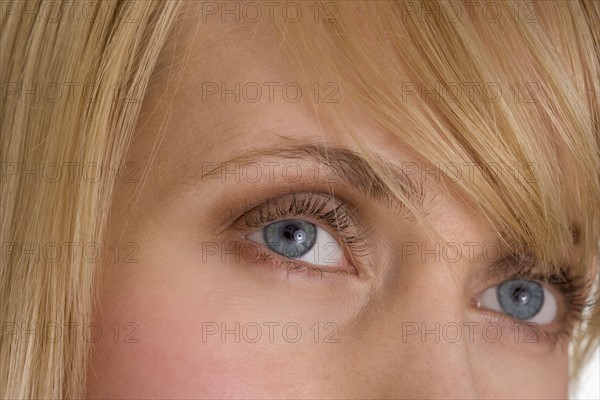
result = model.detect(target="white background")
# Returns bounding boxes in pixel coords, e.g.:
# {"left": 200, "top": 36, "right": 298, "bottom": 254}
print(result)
{"left": 573, "top": 351, "right": 600, "bottom": 399}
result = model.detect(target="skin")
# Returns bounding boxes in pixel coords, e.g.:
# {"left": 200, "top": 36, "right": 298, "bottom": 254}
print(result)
{"left": 86, "top": 10, "right": 570, "bottom": 400}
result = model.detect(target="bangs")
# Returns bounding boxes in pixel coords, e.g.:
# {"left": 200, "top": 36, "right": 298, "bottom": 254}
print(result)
{"left": 271, "top": 0, "right": 600, "bottom": 273}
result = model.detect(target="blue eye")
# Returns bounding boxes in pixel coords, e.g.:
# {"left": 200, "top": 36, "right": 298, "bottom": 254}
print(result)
{"left": 477, "top": 279, "right": 558, "bottom": 324}
{"left": 247, "top": 219, "right": 344, "bottom": 267}
{"left": 497, "top": 280, "right": 544, "bottom": 320}
{"left": 263, "top": 219, "right": 317, "bottom": 258}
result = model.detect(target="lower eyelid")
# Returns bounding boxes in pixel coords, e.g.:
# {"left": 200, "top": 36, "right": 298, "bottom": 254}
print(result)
{"left": 237, "top": 239, "right": 359, "bottom": 278}
{"left": 476, "top": 309, "right": 561, "bottom": 349}
{"left": 232, "top": 231, "right": 358, "bottom": 273}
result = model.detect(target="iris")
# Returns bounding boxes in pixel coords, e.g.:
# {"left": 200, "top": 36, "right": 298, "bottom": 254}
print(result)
{"left": 497, "top": 280, "right": 544, "bottom": 320}
{"left": 263, "top": 219, "right": 317, "bottom": 258}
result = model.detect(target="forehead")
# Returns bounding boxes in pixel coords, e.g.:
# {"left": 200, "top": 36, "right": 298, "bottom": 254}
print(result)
{"left": 138, "top": 3, "right": 585, "bottom": 260}
{"left": 143, "top": 10, "right": 409, "bottom": 178}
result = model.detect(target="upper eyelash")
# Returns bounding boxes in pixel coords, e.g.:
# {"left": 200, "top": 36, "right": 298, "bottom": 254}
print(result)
{"left": 494, "top": 253, "right": 595, "bottom": 338}
{"left": 235, "top": 191, "right": 372, "bottom": 259}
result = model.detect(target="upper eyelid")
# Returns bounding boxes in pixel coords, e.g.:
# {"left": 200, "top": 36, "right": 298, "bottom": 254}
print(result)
{"left": 486, "top": 252, "right": 570, "bottom": 284}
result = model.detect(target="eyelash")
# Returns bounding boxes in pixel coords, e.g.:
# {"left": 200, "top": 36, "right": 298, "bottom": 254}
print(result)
{"left": 486, "top": 257, "right": 594, "bottom": 343}
{"left": 229, "top": 192, "right": 593, "bottom": 341}
{"left": 233, "top": 192, "right": 371, "bottom": 274}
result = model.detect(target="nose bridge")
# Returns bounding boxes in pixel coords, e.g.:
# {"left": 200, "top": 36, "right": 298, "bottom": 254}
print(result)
{"left": 364, "top": 260, "right": 481, "bottom": 398}
{"left": 387, "top": 318, "right": 480, "bottom": 398}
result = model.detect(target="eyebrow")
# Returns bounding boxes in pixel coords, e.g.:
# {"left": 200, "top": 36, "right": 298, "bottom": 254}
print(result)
{"left": 197, "top": 144, "right": 583, "bottom": 254}
{"left": 200, "top": 143, "right": 425, "bottom": 210}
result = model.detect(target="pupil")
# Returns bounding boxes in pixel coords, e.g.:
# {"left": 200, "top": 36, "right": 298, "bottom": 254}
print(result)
{"left": 512, "top": 287, "right": 530, "bottom": 304}
{"left": 284, "top": 225, "right": 296, "bottom": 240}
{"left": 284, "top": 225, "right": 306, "bottom": 243}
{"left": 263, "top": 219, "right": 317, "bottom": 259}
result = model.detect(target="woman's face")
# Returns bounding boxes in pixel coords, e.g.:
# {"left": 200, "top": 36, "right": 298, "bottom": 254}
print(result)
{"left": 86, "top": 10, "right": 570, "bottom": 399}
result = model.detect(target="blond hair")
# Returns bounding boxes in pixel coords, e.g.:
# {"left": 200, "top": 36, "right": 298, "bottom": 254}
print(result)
{"left": 1, "top": 0, "right": 598, "bottom": 397}
{"left": 271, "top": 0, "right": 600, "bottom": 381}
{"left": 1, "top": 1, "right": 183, "bottom": 397}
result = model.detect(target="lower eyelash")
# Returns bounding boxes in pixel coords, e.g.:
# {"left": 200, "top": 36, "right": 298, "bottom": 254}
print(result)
{"left": 238, "top": 241, "right": 358, "bottom": 278}
{"left": 500, "top": 258, "right": 595, "bottom": 342}
{"left": 479, "top": 308, "right": 564, "bottom": 348}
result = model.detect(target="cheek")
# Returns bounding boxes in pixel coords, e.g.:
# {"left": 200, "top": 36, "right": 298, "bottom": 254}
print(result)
{"left": 86, "top": 288, "right": 218, "bottom": 397}
{"left": 86, "top": 282, "right": 347, "bottom": 398}
{"left": 85, "top": 239, "right": 346, "bottom": 398}
{"left": 86, "top": 282, "right": 276, "bottom": 398}
{"left": 85, "top": 234, "right": 251, "bottom": 397}
{"left": 87, "top": 207, "right": 572, "bottom": 398}
{"left": 470, "top": 338, "right": 570, "bottom": 398}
